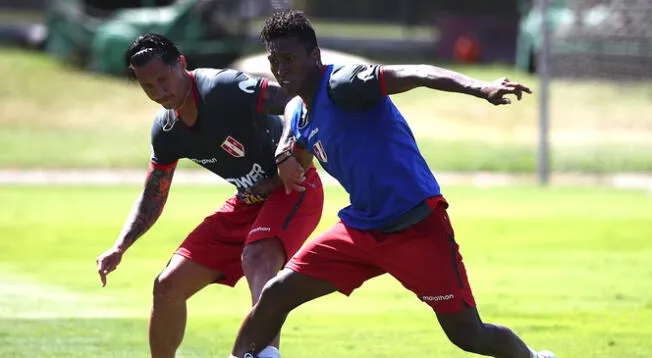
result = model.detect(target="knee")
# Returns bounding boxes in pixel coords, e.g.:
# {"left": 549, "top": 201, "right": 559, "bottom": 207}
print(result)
{"left": 152, "top": 272, "right": 185, "bottom": 305}
{"left": 256, "top": 276, "right": 292, "bottom": 313}
{"left": 241, "top": 239, "right": 285, "bottom": 277}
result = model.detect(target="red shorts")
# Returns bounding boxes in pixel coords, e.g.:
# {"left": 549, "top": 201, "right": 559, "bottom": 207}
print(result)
{"left": 286, "top": 196, "right": 476, "bottom": 313}
{"left": 175, "top": 167, "right": 323, "bottom": 287}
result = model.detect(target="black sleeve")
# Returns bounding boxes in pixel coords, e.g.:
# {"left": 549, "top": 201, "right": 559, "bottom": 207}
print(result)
{"left": 207, "top": 69, "right": 269, "bottom": 113}
{"left": 327, "top": 64, "right": 387, "bottom": 110}
{"left": 149, "top": 111, "right": 179, "bottom": 167}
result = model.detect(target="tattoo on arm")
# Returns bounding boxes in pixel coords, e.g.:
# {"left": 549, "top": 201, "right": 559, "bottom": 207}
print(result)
{"left": 260, "top": 82, "right": 292, "bottom": 115}
{"left": 116, "top": 163, "right": 176, "bottom": 249}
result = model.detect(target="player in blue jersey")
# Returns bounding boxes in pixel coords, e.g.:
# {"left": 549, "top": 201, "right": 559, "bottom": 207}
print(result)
{"left": 229, "top": 10, "right": 556, "bottom": 358}
{"left": 95, "top": 33, "right": 323, "bottom": 358}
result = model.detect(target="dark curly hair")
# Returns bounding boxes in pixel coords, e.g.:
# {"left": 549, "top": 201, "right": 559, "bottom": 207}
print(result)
{"left": 260, "top": 9, "right": 318, "bottom": 53}
{"left": 124, "top": 33, "right": 181, "bottom": 78}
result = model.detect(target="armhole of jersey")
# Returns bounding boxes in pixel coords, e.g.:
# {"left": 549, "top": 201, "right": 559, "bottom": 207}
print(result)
{"left": 255, "top": 78, "right": 269, "bottom": 113}
{"left": 285, "top": 96, "right": 307, "bottom": 150}
{"left": 188, "top": 71, "right": 199, "bottom": 104}
{"left": 150, "top": 161, "right": 178, "bottom": 170}
{"left": 378, "top": 66, "right": 387, "bottom": 96}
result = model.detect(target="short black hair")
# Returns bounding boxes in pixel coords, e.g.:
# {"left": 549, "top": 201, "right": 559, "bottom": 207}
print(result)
{"left": 260, "top": 9, "right": 318, "bottom": 53}
{"left": 124, "top": 33, "right": 181, "bottom": 77}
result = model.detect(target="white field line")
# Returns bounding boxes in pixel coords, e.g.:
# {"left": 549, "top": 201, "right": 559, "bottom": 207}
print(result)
{"left": 0, "top": 266, "right": 129, "bottom": 319}
{"left": 0, "top": 169, "right": 651, "bottom": 191}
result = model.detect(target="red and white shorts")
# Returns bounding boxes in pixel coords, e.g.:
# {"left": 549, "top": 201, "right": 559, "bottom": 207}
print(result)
{"left": 286, "top": 196, "right": 476, "bottom": 313}
{"left": 176, "top": 167, "right": 323, "bottom": 287}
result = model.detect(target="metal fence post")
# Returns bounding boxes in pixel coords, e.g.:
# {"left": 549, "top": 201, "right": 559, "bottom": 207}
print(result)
{"left": 537, "top": 0, "right": 551, "bottom": 185}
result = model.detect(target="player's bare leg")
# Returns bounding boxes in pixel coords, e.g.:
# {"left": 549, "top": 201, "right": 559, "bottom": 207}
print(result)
{"left": 150, "top": 254, "right": 224, "bottom": 358}
{"left": 231, "top": 269, "right": 337, "bottom": 357}
{"left": 437, "top": 305, "right": 555, "bottom": 358}
{"left": 241, "top": 238, "right": 287, "bottom": 350}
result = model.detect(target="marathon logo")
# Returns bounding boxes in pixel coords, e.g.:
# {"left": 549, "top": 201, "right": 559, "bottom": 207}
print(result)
{"left": 422, "top": 294, "right": 455, "bottom": 302}
{"left": 249, "top": 226, "right": 272, "bottom": 234}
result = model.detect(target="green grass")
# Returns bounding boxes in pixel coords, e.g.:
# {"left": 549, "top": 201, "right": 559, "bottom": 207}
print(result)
{"left": 1, "top": 47, "right": 651, "bottom": 172}
{"left": 1, "top": 184, "right": 651, "bottom": 357}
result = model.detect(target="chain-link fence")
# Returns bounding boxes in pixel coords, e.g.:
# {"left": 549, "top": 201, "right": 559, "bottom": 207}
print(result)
{"left": 550, "top": 0, "right": 652, "bottom": 80}
{"left": 535, "top": 0, "right": 652, "bottom": 183}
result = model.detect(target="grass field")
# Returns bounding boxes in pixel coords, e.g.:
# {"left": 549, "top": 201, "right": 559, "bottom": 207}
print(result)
{"left": 1, "top": 47, "right": 651, "bottom": 173}
{"left": 1, "top": 183, "right": 651, "bottom": 357}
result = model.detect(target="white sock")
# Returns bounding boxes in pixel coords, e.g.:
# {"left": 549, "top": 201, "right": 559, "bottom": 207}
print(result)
{"left": 258, "top": 345, "right": 281, "bottom": 358}
{"left": 228, "top": 346, "right": 280, "bottom": 358}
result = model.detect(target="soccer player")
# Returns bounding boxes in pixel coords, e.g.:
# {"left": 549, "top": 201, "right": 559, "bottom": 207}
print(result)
{"left": 229, "top": 10, "right": 556, "bottom": 358}
{"left": 95, "top": 33, "right": 324, "bottom": 358}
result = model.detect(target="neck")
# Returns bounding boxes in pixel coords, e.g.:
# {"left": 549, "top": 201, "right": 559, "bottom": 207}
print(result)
{"left": 176, "top": 72, "right": 197, "bottom": 126}
{"left": 297, "top": 66, "right": 324, "bottom": 107}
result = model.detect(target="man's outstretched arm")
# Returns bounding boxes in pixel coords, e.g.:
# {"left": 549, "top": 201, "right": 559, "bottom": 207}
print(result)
{"left": 382, "top": 65, "right": 532, "bottom": 105}
{"left": 116, "top": 162, "right": 176, "bottom": 248}
{"left": 96, "top": 162, "right": 176, "bottom": 286}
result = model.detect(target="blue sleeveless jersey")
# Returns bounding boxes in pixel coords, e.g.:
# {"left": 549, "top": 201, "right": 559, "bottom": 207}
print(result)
{"left": 291, "top": 65, "right": 440, "bottom": 229}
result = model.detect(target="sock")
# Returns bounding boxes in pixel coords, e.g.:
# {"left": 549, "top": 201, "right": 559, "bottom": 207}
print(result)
{"left": 258, "top": 346, "right": 281, "bottom": 358}
{"left": 228, "top": 346, "right": 280, "bottom": 358}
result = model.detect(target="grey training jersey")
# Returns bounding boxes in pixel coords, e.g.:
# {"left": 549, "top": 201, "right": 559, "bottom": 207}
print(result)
{"left": 150, "top": 68, "right": 283, "bottom": 193}
{"left": 327, "top": 64, "right": 386, "bottom": 110}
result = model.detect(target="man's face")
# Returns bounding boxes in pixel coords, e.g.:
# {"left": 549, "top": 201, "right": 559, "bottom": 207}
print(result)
{"left": 131, "top": 56, "right": 187, "bottom": 110}
{"left": 266, "top": 36, "right": 319, "bottom": 96}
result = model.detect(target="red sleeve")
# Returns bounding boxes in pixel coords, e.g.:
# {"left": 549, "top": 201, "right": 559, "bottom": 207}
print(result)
{"left": 150, "top": 161, "right": 178, "bottom": 170}
{"left": 378, "top": 66, "right": 387, "bottom": 96}
{"left": 255, "top": 78, "right": 269, "bottom": 113}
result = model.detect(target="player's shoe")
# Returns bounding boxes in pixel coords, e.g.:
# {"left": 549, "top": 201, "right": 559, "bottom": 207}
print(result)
{"left": 537, "top": 350, "right": 556, "bottom": 358}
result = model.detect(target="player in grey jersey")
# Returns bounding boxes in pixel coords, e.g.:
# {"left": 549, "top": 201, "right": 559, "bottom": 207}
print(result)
{"left": 95, "top": 33, "right": 323, "bottom": 358}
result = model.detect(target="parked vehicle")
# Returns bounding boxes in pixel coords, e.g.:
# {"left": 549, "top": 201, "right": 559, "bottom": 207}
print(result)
{"left": 45, "top": 0, "right": 249, "bottom": 75}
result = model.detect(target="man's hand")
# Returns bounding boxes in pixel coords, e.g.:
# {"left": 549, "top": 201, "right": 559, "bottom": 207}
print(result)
{"left": 96, "top": 247, "right": 125, "bottom": 287}
{"left": 481, "top": 77, "right": 532, "bottom": 105}
{"left": 278, "top": 156, "right": 306, "bottom": 194}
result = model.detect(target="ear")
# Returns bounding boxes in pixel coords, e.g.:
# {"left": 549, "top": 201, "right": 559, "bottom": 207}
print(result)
{"left": 179, "top": 55, "right": 188, "bottom": 71}
{"left": 310, "top": 47, "right": 322, "bottom": 66}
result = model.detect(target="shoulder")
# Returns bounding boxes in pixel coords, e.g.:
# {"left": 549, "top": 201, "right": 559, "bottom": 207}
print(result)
{"left": 328, "top": 64, "right": 382, "bottom": 87}
{"left": 327, "top": 64, "right": 386, "bottom": 110}
{"left": 194, "top": 68, "right": 262, "bottom": 92}
{"left": 193, "top": 68, "right": 268, "bottom": 108}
